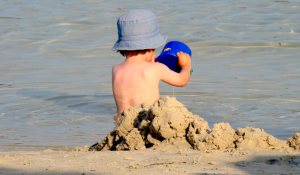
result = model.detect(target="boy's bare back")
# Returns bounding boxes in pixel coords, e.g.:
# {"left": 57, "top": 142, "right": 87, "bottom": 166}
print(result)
{"left": 111, "top": 9, "right": 191, "bottom": 116}
{"left": 112, "top": 50, "right": 191, "bottom": 115}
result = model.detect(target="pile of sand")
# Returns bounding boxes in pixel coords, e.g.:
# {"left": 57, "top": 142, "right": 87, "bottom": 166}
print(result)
{"left": 90, "top": 96, "right": 299, "bottom": 152}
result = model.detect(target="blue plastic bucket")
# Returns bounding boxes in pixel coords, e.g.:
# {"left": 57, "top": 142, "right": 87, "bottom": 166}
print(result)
{"left": 155, "top": 41, "right": 192, "bottom": 73}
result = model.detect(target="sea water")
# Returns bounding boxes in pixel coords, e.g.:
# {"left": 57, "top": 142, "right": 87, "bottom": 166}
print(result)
{"left": 0, "top": 0, "right": 299, "bottom": 151}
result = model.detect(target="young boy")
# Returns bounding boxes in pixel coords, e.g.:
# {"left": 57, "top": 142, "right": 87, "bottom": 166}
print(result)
{"left": 112, "top": 9, "right": 191, "bottom": 117}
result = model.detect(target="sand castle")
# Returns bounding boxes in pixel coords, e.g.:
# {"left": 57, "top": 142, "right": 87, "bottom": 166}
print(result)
{"left": 90, "top": 96, "right": 300, "bottom": 152}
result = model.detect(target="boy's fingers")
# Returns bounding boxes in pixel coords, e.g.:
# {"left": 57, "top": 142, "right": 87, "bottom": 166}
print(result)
{"left": 177, "top": 51, "right": 187, "bottom": 56}
{"left": 177, "top": 52, "right": 183, "bottom": 57}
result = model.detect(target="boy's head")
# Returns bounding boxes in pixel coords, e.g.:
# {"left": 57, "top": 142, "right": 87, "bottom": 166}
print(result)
{"left": 112, "top": 9, "right": 167, "bottom": 56}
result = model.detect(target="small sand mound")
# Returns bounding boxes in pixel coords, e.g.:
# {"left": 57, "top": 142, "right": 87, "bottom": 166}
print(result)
{"left": 187, "top": 117, "right": 211, "bottom": 150}
{"left": 236, "top": 127, "right": 288, "bottom": 150}
{"left": 288, "top": 133, "right": 300, "bottom": 150}
{"left": 90, "top": 96, "right": 298, "bottom": 152}
{"left": 205, "top": 122, "right": 237, "bottom": 150}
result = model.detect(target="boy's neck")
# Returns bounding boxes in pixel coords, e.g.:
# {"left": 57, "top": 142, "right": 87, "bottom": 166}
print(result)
{"left": 125, "top": 54, "right": 148, "bottom": 62}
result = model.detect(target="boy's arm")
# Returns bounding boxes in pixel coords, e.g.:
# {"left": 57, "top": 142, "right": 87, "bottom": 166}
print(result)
{"left": 159, "top": 52, "right": 191, "bottom": 87}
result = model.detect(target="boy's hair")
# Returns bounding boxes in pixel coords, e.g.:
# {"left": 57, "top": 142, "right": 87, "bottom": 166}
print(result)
{"left": 118, "top": 49, "right": 150, "bottom": 57}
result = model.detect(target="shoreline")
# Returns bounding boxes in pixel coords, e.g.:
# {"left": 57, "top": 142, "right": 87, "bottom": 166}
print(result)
{"left": 0, "top": 145, "right": 76, "bottom": 152}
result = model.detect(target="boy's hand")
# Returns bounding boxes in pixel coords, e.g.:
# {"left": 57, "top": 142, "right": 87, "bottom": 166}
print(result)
{"left": 177, "top": 51, "right": 191, "bottom": 68}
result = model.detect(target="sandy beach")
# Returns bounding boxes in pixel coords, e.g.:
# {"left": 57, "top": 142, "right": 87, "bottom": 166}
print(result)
{"left": 1, "top": 147, "right": 300, "bottom": 175}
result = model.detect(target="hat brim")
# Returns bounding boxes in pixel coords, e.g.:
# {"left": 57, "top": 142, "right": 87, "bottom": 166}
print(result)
{"left": 112, "top": 34, "right": 167, "bottom": 51}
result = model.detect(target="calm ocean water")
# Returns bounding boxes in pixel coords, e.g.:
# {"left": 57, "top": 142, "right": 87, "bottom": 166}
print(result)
{"left": 0, "top": 0, "right": 299, "bottom": 151}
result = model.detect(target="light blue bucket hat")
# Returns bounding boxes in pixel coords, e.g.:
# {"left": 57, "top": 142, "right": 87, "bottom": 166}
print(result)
{"left": 112, "top": 9, "right": 167, "bottom": 51}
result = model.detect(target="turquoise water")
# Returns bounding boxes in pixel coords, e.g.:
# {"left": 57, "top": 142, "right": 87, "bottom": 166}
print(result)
{"left": 0, "top": 0, "right": 299, "bottom": 150}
